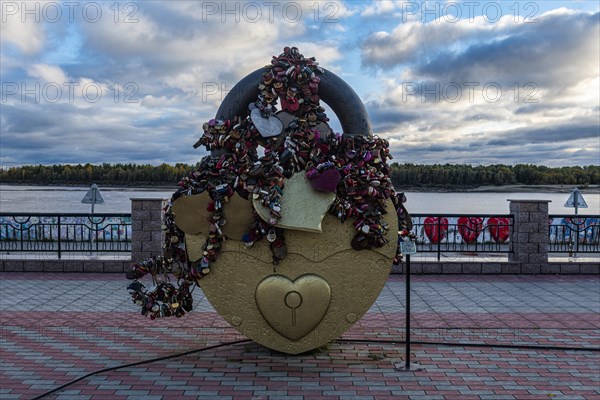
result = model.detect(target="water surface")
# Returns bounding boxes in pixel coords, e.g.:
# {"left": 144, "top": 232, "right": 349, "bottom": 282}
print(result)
{"left": 0, "top": 185, "right": 598, "bottom": 215}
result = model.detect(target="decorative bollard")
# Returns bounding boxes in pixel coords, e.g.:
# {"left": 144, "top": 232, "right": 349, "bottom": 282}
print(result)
{"left": 126, "top": 47, "right": 402, "bottom": 354}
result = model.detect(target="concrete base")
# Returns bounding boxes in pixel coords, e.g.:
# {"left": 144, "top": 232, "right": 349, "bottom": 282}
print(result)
{"left": 1, "top": 258, "right": 131, "bottom": 272}
{"left": 391, "top": 261, "right": 599, "bottom": 274}
{"left": 1, "top": 259, "right": 597, "bottom": 274}
{"left": 395, "top": 361, "right": 423, "bottom": 372}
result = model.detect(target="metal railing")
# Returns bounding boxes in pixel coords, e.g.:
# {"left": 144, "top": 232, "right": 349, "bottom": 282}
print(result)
{"left": 409, "top": 214, "right": 513, "bottom": 260}
{"left": 548, "top": 215, "right": 600, "bottom": 254}
{"left": 3, "top": 212, "right": 598, "bottom": 260}
{"left": 0, "top": 213, "right": 132, "bottom": 258}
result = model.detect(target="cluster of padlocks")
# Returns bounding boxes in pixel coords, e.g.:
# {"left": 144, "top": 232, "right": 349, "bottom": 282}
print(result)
{"left": 126, "top": 47, "right": 405, "bottom": 318}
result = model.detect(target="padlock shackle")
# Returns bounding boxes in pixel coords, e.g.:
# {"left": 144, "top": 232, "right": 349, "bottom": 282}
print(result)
{"left": 215, "top": 67, "right": 372, "bottom": 138}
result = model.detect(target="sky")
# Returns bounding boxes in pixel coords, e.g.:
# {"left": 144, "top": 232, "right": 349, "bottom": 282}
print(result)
{"left": 1, "top": 0, "right": 599, "bottom": 167}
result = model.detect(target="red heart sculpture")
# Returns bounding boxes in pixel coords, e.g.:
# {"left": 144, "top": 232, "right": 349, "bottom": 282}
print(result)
{"left": 308, "top": 168, "right": 341, "bottom": 193}
{"left": 488, "top": 217, "right": 510, "bottom": 243}
{"left": 458, "top": 217, "right": 483, "bottom": 244}
{"left": 423, "top": 217, "right": 448, "bottom": 244}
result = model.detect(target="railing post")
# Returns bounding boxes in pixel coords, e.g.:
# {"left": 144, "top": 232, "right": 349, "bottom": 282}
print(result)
{"left": 437, "top": 217, "right": 441, "bottom": 261}
{"left": 57, "top": 216, "right": 62, "bottom": 259}
{"left": 405, "top": 253, "right": 411, "bottom": 369}
{"left": 20, "top": 219, "right": 24, "bottom": 253}
{"left": 508, "top": 200, "right": 551, "bottom": 273}
{"left": 131, "top": 198, "right": 166, "bottom": 263}
{"left": 474, "top": 219, "right": 479, "bottom": 254}
{"left": 575, "top": 224, "right": 580, "bottom": 255}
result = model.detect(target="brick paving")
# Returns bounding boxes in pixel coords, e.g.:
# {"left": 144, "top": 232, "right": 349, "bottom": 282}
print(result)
{"left": 0, "top": 273, "right": 598, "bottom": 400}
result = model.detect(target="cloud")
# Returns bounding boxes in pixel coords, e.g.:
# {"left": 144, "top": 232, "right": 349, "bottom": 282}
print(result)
{"left": 357, "top": 7, "right": 599, "bottom": 167}
{"left": 415, "top": 12, "right": 599, "bottom": 91}
{"left": 391, "top": 138, "right": 599, "bottom": 167}
{"left": 362, "top": 15, "right": 514, "bottom": 69}
{"left": 0, "top": 1, "right": 47, "bottom": 54}
{"left": 362, "top": 9, "right": 599, "bottom": 90}
{"left": 360, "top": 1, "right": 399, "bottom": 17}
{"left": 1, "top": 2, "right": 597, "bottom": 167}
{"left": 365, "top": 99, "right": 419, "bottom": 132}
{"left": 27, "top": 64, "right": 69, "bottom": 83}
{"left": 0, "top": 89, "right": 204, "bottom": 165}
{"left": 395, "top": 120, "right": 600, "bottom": 165}
{"left": 484, "top": 123, "right": 600, "bottom": 146}
{"left": 1, "top": 1, "right": 355, "bottom": 166}
{"left": 76, "top": 1, "right": 347, "bottom": 83}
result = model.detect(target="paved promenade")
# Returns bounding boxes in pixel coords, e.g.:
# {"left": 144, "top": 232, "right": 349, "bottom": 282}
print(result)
{"left": 1, "top": 272, "right": 598, "bottom": 400}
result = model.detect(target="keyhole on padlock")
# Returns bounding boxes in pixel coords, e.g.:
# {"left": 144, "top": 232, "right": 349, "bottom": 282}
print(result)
{"left": 284, "top": 291, "right": 303, "bottom": 326}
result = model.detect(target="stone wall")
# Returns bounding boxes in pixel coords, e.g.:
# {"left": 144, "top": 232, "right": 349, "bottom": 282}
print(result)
{"left": 507, "top": 200, "right": 551, "bottom": 274}
{"left": 131, "top": 198, "right": 166, "bottom": 262}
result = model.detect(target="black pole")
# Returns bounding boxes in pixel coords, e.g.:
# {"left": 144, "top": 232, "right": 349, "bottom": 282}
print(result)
{"left": 396, "top": 245, "right": 420, "bottom": 372}
{"left": 436, "top": 219, "right": 441, "bottom": 261}
{"left": 405, "top": 253, "right": 411, "bottom": 370}
{"left": 57, "top": 216, "right": 62, "bottom": 259}
{"left": 20, "top": 221, "right": 24, "bottom": 253}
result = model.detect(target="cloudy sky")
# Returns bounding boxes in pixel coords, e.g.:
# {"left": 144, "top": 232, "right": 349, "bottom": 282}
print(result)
{"left": 1, "top": 0, "right": 598, "bottom": 167}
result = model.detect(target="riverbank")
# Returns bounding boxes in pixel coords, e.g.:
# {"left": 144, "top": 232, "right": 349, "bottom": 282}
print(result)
{"left": 470, "top": 184, "right": 599, "bottom": 193}
{"left": 396, "top": 184, "right": 599, "bottom": 194}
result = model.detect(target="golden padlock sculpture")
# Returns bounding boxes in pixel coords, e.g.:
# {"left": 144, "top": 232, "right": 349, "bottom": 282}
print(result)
{"left": 178, "top": 66, "right": 398, "bottom": 354}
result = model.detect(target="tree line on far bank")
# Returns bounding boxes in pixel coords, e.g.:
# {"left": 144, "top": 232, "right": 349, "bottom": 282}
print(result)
{"left": 1, "top": 162, "right": 598, "bottom": 188}
{"left": 389, "top": 163, "right": 599, "bottom": 187}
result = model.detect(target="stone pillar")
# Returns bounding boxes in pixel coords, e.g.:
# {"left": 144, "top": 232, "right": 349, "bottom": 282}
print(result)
{"left": 131, "top": 198, "right": 165, "bottom": 263}
{"left": 508, "top": 200, "right": 551, "bottom": 273}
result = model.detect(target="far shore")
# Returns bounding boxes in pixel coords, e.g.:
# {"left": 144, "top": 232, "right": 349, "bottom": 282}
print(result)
{"left": 403, "top": 184, "right": 600, "bottom": 194}
{"left": 1, "top": 183, "right": 598, "bottom": 194}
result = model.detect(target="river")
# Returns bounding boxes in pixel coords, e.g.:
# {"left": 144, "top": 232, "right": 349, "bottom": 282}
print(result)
{"left": 1, "top": 184, "right": 598, "bottom": 215}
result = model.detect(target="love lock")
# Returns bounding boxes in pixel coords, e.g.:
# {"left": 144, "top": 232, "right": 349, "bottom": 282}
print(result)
{"left": 163, "top": 47, "right": 398, "bottom": 354}
{"left": 250, "top": 107, "right": 283, "bottom": 138}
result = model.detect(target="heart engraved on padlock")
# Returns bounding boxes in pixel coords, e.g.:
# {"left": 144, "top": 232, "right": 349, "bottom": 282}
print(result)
{"left": 255, "top": 274, "right": 331, "bottom": 340}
